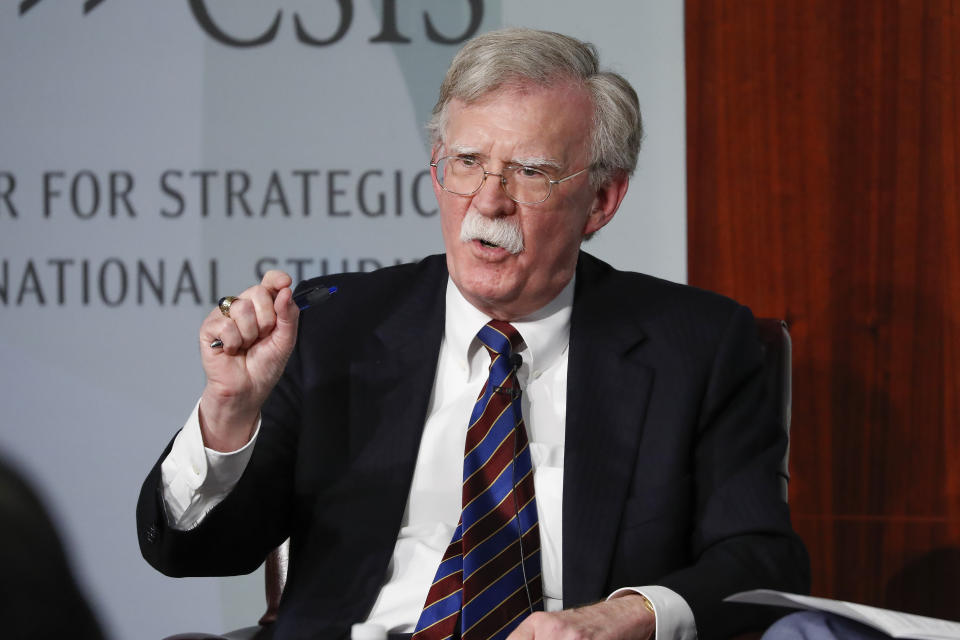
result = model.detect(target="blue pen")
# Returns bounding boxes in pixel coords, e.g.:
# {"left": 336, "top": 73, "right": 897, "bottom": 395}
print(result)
{"left": 210, "top": 285, "right": 337, "bottom": 348}
{"left": 293, "top": 285, "right": 337, "bottom": 310}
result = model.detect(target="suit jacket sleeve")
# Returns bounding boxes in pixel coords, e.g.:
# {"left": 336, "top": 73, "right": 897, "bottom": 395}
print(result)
{"left": 137, "top": 318, "right": 305, "bottom": 578}
{"left": 564, "top": 254, "right": 809, "bottom": 640}
{"left": 136, "top": 257, "right": 448, "bottom": 636}
{"left": 653, "top": 303, "right": 809, "bottom": 638}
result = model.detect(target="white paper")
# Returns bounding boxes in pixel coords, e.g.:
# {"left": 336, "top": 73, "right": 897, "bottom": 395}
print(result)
{"left": 725, "top": 590, "right": 960, "bottom": 640}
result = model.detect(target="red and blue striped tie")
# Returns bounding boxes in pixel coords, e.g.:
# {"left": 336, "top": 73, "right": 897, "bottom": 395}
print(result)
{"left": 412, "top": 320, "right": 544, "bottom": 640}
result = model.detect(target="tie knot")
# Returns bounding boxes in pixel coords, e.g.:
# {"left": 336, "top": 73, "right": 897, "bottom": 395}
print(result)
{"left": 477, "top": 320, "right": 524, "bottom": 358}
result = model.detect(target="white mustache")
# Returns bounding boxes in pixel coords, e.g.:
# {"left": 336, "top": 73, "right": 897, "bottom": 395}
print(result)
{"left": 459, "top": 210, "right": 524, "bottom": 255}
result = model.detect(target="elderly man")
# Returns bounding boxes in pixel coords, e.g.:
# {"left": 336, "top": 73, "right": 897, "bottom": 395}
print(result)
{"left": 138, "top": 28, "right": 808, "bottom": 640}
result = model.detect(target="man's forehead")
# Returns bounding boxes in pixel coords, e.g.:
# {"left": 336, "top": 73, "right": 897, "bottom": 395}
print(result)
{"left": 441, "top": 89, "right": 592, "bottom": 168}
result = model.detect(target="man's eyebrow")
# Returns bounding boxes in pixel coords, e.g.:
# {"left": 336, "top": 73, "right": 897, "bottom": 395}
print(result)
{"left": 444, "top": 146, "right": 565, "bottom": 172}
{"left": 512, "top": 156, "right": 564, "bottom": 172}
{"left": 447, "top": 144, "right": 483, "bottom": 156}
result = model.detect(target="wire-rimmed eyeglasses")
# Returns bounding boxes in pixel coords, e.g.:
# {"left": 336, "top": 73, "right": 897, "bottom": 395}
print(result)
{"left": 430, "top": 155, "right": 590, "bottom": 205}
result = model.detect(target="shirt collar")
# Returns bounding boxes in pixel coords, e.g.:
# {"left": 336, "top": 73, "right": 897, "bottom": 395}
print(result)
{"left": 444, "top": 276, "right": 574, "bottom": 376}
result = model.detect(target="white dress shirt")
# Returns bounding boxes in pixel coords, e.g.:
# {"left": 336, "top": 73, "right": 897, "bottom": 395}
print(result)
{"left": 161, "top": 277, "right": 696, "bottom": 639}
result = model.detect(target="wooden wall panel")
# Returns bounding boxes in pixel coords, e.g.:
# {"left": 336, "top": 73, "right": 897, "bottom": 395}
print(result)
{"left": 686, "top": 0, "right": 960, "bottom": 619}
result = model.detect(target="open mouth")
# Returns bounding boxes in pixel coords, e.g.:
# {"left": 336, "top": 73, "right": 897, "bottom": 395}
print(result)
{"left": 479, "top": 239, "right": 500, "bottom": 248}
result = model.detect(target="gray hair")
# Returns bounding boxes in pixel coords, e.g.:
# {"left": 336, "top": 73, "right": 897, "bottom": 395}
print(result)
{"left": 428, "top": 28, "right": 643, "bottom": 186}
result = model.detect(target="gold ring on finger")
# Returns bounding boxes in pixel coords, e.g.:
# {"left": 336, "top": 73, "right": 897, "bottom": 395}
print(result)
{"left": 218, "top": 296, "right": 238, "bottom": 318}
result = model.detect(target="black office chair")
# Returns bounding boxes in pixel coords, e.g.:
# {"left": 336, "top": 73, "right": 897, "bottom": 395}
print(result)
{"left": 755, "top": 318, "right": 792, "bottom": 502}
{"left": 163, "top": 539, "right": 286, "bottom": 640}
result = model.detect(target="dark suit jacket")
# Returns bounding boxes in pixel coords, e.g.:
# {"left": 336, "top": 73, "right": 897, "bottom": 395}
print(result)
{"left": 138, "top": 252, "right": 809, "bottom": 640}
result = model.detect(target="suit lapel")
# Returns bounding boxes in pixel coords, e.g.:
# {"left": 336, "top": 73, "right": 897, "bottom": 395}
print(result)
{"left": 562, "top": 253, "right": 653, "bottom": 606}
{"left": 347, "top": 258, "right": 447, "bottom": 531}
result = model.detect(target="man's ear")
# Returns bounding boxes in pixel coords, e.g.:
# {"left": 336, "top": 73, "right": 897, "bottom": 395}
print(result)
{"left": 583, "top": 170, "right": 630, "bottom": 235}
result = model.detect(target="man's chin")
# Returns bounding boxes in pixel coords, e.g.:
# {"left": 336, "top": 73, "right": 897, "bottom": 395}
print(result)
{"left": 458, "top": 281, "right": 520, "bottom": 317}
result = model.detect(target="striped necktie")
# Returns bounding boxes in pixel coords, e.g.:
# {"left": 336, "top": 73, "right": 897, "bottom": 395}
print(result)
{"left": 412, "top": 320, "right": 544, "bottom": 640}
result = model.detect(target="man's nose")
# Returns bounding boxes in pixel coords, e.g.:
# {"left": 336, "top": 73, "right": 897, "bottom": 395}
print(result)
{"left": 472, "top": 170, "right": 515, "bottom": 216}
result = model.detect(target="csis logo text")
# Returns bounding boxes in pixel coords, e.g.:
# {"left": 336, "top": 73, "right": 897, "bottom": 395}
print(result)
{"left": 17, "top": 0, "right": 484, "bottom": 47}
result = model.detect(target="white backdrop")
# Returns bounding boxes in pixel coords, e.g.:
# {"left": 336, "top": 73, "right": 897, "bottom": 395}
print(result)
{"left": 0, "top": 2, "right": 685, "bottom": 638}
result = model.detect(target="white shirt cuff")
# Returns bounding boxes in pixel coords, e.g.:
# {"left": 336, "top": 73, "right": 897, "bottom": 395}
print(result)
{"left": 159, "top": 399, "right": 260, "bottom": 530}
{"left": 608, "top": 585, "right": 697, "bottom": 640}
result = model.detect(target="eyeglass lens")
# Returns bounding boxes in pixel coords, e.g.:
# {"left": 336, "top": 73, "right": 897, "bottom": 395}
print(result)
{"left": 435, "top": 157, "right": 550, "bottom": 204}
